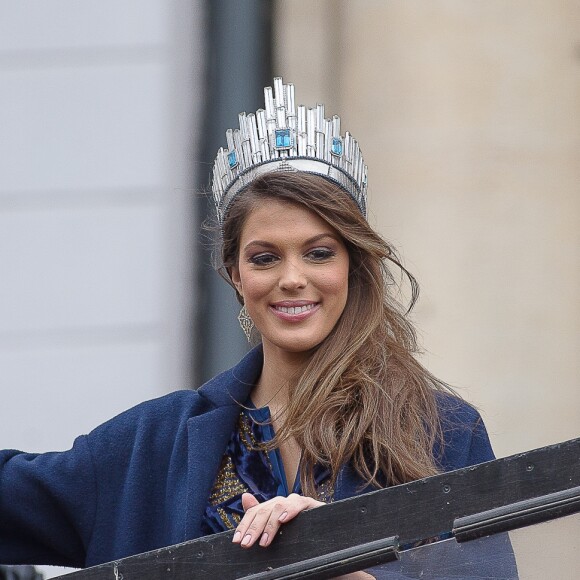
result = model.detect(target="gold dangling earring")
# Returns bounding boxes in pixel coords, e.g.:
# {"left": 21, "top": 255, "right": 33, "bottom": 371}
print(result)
{"left": 238, "top": 304, "right": 254, "bottom": 342}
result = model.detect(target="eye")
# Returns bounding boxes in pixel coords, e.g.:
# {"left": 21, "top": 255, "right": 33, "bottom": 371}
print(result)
{"left": 249, "top": 253, "right": 279, "bottom": 266}
{"left": 306, "top": 247, "right": 336, "bottom": 261}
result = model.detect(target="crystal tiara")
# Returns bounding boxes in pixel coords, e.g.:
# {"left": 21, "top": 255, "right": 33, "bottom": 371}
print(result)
{"left": 212, "top": 77, "right": 368, "bottom": 224}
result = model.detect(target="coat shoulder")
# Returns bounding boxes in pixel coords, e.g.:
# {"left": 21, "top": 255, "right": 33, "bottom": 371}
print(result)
{"left": 435, "top": 392, "right": 495, "bottom": 471}
{"left": 84, "top": 389, "right": 211, "bottom": 462}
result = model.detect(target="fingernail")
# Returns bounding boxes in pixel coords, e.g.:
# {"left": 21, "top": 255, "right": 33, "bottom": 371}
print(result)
{"left": 233, "top": 531, "right": 241, "bottom": 543}
{"left": 259, "top": 533, "right": 269, "bottom": 546}
{"left": 278, "top": 511, "right": 288, "bottom": 522}
{"left": 241, "top": 534, "right": 252, "bottom": 547}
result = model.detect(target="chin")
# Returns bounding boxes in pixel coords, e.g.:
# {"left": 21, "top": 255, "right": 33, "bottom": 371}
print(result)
{"left": 265, "top": 334, "right": 324, "bottom": 356}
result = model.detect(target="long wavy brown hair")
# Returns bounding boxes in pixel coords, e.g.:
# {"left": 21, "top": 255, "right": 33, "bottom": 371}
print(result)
{"left": 220, "top": 172, "right": 454, "bottom": 497}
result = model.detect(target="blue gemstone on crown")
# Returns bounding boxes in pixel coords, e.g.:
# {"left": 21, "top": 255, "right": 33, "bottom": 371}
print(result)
{"left": 331, "top": 137, "right": 343, "bottom": 156}
{"left": 275, "top": 128, "right": 292, "bottom": 149}
{"left": 227, "top": 150, "right": 238, "bottom": 169}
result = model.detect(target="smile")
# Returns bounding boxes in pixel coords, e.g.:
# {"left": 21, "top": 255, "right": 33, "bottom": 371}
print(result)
{"left": 274, "top": 304, "right": 316, "bottom": 314}
{"left": 270, "top": 302, "right": 320, "bottom": 321}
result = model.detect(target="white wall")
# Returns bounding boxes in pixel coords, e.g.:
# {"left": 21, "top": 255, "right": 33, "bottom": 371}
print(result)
{"left": 0, "top": 1, "right": 205, "bottom": 576}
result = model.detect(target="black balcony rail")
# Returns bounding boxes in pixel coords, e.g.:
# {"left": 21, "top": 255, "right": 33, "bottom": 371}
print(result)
{"left": 54, "top": 437, "right": 579, "bottom": 579}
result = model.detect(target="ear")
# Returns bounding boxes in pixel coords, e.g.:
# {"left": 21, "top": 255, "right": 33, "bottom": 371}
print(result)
{"left": 230, "top": 266, "right": 243, "bottom": 297}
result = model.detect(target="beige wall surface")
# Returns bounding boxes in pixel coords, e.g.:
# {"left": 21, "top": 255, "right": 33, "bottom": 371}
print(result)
{"left": 275, "top": 1, "right": 579, "bottom": 459}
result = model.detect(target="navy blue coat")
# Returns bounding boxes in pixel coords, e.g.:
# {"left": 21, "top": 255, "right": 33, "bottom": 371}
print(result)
{"left": 0, "top": 346, "right": 494, "bottom": 568}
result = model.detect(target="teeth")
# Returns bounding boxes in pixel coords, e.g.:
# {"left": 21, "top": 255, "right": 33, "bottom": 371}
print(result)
{"left": 276, "top": 304, "right": 315, "bottom": 314}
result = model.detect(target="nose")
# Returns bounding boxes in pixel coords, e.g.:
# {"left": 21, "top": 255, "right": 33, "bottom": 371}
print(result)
{"left": 278, "top": 258, "right": 307, "bottom": 291}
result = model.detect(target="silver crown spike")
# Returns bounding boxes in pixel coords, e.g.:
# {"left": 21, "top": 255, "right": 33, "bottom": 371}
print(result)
{"left": 332, "top": 115, "right": 340, "bottom": 138}
{"left": 264, "top": 87, "right": 275, "bottom": 120}
{"left": 266, "top": 117, "right": 276, "bottom": 139}
{"left": 215, "top": 147, "right": 225, "bottom": 178}
{"left": 324, "top": 118, "right": 332, "bottom": 162}
{"left": 214, "top": 151, "right": 224, "bottom": 183}
{"left": 276, "top": 106, "right": 286, "bottom": 130}
{"left": 273, "top": 77, "right": 284, "bottom": 109}
{"left": 286, "top": 83, "right": 295, "bottom": 118}
{"left": 288, "top": 116, "right": 297, "bottom": 156}
{"left": 247, "top": 113, "right": 260, "bottom": 154}
{"left": 226, "top": 129, "right": 235, "bottom": 152}
{"left": 316, "top": 104, "right": 325, "bottom": 132}
{"left": 297, "top": 105, "right": 306, "bottom": 134}
{"left": 353, "top": 143, "right": 361, "bottom": 184}
{"left": 242, "top": 140, "right": 252, "bottom": 167}
{"left": 212, "top": 166, "right": 221, "bottom": 199}
{"left": 315, "top": 130, "right": 325, "bottom": 160}
{"left": 298, "top": 132, "right": 307, "bottom": 156}
{"left": 344, "top": 132, "right": 352, "bottom": 160}
{"left": 238, "top": 113, "right": 248, "bottom": 141}
{"left": 233, "top": 130, "right": 243, "bottom": 164}
{"left": 357, "top": 157, "right": 364, "bottom": 189}
{"left": 256, "top": 109, "right": 267, "bottom": 140}
{"left": 260, "top": 138, "right": 270, "bottom": 161}
{"left": 215, "top": 151, "right": 227, "bottom": 195}
{"left": 307, "top": 107, "right": 316, "bottom": 148}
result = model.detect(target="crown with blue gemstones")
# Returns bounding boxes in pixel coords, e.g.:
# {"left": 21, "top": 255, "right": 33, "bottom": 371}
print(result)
{"left": 212, "top": 77, "right": 368, "bottom": 223}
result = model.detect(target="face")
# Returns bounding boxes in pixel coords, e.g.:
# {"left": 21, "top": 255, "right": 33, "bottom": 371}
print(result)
{"left": 230, "top": 199, "right": 350, "bottom": 358}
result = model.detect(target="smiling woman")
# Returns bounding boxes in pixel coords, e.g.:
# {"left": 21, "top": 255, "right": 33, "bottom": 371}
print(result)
{"left": 0, "top": 79, "right": 499, "bottom": 579}
{"left": 221, "top": 171, "right": 435, "bottom": 489}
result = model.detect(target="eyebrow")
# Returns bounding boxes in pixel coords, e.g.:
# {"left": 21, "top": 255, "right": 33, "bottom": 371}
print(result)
{"left": 243, "top": 233, "right": 340, "bottom": 252}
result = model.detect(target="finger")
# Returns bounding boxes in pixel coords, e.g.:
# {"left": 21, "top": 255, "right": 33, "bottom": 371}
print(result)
{"left": 258, "top": 499, "right": 288, "bottom": 547}
{"left": 260, "top": 496, "right": 324, "bottom": 547}
{"left": 240, "top": 502, "right": 277, "bottom": 548}
{"left": 233, "top": 493, "right": 260, "bottom": 544}
{"left": 276, "top": 494, "right": 324, "bottom": 523}
{"left": 241, "top": 492, "right": 260, "bottom": 512}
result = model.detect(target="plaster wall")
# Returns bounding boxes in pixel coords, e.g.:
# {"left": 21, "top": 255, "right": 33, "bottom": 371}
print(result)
{"left": 275, "top": 0, "right": 580, "bottom": 458}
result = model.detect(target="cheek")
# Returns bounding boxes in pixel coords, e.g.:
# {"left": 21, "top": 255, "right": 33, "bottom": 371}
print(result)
{"left": 239, "top": 271, "right": 271, "bottom": 301}
{"left": 319, "top": 266, "right": 350, "bottom": 301}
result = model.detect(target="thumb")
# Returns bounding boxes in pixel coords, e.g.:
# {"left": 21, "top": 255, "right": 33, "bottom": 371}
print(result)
{"left": 241, "top": 492, "right": 260, "bottom": 512}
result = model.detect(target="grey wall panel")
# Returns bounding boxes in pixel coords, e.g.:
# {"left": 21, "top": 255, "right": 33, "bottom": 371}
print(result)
{"left": 0, "top": 63, "right": 167, "bottom": 192}
{"left": 0, "top": 340, "right": 163, "bottom": 452}
{"left": 0, "top": 0, "right": 169, "bottom": 50}
{"left": 0, "top": 204, "right": 164, "bottom": 332}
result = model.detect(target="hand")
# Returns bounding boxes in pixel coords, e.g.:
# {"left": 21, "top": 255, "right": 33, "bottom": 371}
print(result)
{"left": 232, "top": 492, "right": 323, "bottom": 548}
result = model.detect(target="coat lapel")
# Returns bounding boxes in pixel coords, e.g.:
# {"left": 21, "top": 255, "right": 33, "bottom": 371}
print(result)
{"left": 185, "top": 346, "right": 263, "bottom": 538}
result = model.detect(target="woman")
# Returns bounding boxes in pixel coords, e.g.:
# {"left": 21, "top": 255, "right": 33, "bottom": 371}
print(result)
{"left": 217, "top": 171, "right": 493, "bottom": 551}
{"left": 0, "top": 79, "right": 494, "bottom": 574}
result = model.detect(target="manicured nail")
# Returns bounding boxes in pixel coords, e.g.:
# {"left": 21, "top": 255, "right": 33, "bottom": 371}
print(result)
{"left": 233, "top": 530, "right": 241, "bottom": 543}
{"left": 242, "top": 534, "right": 252, "bottom": 546}
{"left": 278, "top": 511, "right": 288, "bottom": 522}
{"left": 259, "top": 533, "right": 269, "bottom": 546}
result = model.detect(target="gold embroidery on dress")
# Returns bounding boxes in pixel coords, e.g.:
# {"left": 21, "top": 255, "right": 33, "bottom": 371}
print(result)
{"left": 238, "top": 412, "right": 274, "bottom": 471}
{"left": 208, "top": 454, "right": 248, "bottom": 506}
{"left": 217, "top": 506, "right": 241, "bottom": 529}
{"left": 316, "top": 479, "right": 335, "bottom": 503}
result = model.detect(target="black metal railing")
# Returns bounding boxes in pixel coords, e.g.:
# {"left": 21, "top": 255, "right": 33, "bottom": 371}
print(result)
{"left": 55, "top": 437, "right": 580, "bottom": 579}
